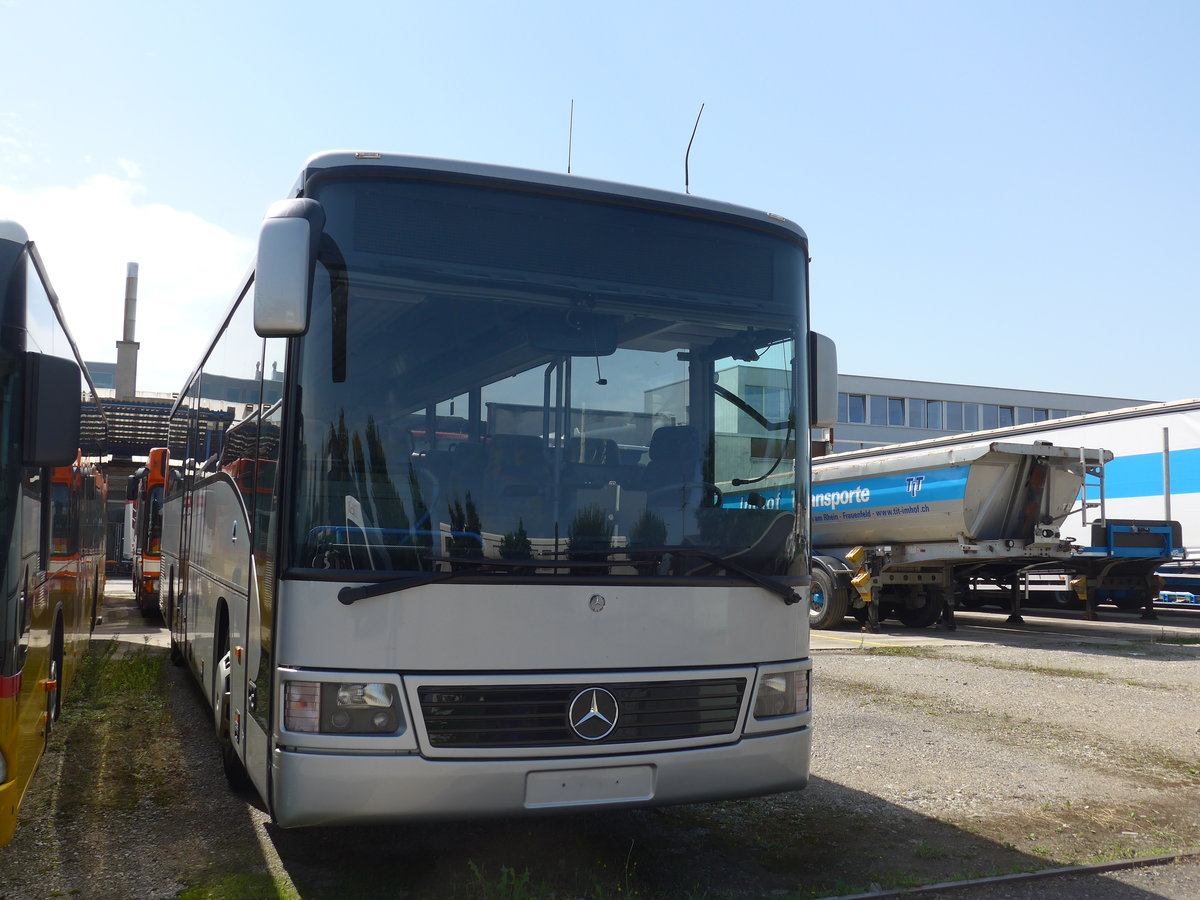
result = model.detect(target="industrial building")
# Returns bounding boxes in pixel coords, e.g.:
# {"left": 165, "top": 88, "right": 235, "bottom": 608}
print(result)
{"left": 829, "top": 374, "right": 1149, "bottom": 452}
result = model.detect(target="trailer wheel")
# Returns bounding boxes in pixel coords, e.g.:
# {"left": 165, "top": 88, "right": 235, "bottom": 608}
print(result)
{"left": 809, "top": 567, "right": 848, "bottom": 629}
{"left": 896, "top": 589, "right": 943, "bottom": 628}
{"left": 1049, "top": 590, "right": 1083, "bottom": 611}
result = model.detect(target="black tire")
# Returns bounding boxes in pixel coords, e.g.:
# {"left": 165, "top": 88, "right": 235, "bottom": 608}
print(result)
{"left": 168, "top": 576, "right": 185, "bottom": 667}
{"left": 138, "top": 581, "right": 154, "bottom": 619}
{"left": 1049, "top": 590, "right": 1084, "bottom": 611}
{"left": 896, "top": 589, "right": 944, "bottom": 628}
{"left": 45, "top": 624, "right": 64, "bottom": 743}
{"left": 809, "top": 566, "right": 848, "bottom": 629}
{"left": 89, "top": 574, "right": 101, "bottom": 631}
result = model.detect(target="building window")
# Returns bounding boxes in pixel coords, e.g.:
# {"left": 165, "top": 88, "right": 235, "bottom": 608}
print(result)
{"left": 926, "top": 400, "right": 942, "bottom": 430}
{"left": 964, "top": 404, "right": 979, "bottom": 431}
{"left": 869, "top": 395, "right": 887, "bottom": 426}
{"left": 1033, "top": 408, "right": 1049, "bottom": 422}
{"left": 945, "top": 401, "right": 963, "bottom": 431}
{"left": 841, "top": 393, "right": 866, "bottom": 424}
{"left": 983, "top": 405, "right": 1015, "bottom": 429}
{"left": 888, "top": 397, "right": 905, "bottom": 426}
{"left": 909, "top": 399, "right": 925, "bottom": 428}
{"left": 746, "top": 385, "right": 788, "bottom": 422}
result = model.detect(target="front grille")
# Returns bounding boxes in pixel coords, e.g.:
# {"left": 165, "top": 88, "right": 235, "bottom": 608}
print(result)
{"left": 418, "top": 678, "right": 746, "bottom": 748}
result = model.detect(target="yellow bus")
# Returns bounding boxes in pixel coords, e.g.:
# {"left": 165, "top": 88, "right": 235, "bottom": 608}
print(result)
{"left": 0, "top": 220, "right": 107, "bottom": 847}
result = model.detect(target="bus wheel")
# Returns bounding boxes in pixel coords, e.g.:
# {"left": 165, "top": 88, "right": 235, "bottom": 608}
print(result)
{"left": 45, "top": 625, "right": 64, "bottom": 742}
{"left": 168, "top": 577, "right": 184, "bottom": 667}
{"left": 90, "top": 573, "right": 102, "bottom": 630}
{"left": 809, "top": 567, "right": 848, "bottom": 630}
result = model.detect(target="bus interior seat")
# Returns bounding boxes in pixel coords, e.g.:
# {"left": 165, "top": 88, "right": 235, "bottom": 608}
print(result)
{"left": 564, "top": 436, "right": 621, "bottom": 489}
{"left": 485, "top": 434, "right": 549, "bottom": 496}
{"left": 567, "top": 436, "right": 620, "bottom": 465}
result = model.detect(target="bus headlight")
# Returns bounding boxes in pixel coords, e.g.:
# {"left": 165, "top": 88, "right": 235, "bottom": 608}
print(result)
{"left": 284, "top": 680, "right": 404, "bottom": 734}
{"left": 753, "top": 669, "right": 810, "bottom": 719}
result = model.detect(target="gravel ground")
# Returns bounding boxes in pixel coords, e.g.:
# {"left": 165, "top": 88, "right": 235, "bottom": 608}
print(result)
{"left": 2, "top": 584, "right": 1199, "bottom": 899}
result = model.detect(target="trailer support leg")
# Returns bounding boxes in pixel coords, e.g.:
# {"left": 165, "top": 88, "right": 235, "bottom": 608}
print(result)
{"left": 1140, "top": 576, "right": 1158, "bottom": 621}
{"left": 863, "top": 599, "right": 880, "bottom": 634}
{"left": 938, "top": 584, "right": 957, "bottom": 631}
{"left": 1006, "top": 577, "right": 1025, "bottom": 625}
{"left": 1084, "top": 584, "right": 1100, "bottom": 621}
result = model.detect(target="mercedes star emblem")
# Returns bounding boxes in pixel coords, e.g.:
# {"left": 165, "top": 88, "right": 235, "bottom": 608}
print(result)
{"left": 568, "top": 687, "right": 619, "bottom": 741}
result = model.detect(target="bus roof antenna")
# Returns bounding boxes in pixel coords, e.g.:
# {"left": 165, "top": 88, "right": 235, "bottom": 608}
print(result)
{"left": 568, "top": 99, "right": 574, "bottom": 174}
{"left": 685, "top": 103, "right": 705, "bottom": 194}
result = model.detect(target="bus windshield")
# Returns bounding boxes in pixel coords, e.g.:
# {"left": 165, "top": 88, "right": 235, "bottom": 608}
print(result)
{"left": 290, "top": 175, "right": 807, "bottom": 578}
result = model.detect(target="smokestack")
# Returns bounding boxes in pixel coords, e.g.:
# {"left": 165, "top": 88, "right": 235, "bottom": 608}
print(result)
{"left": 122, "top": 262, "right": 138, "bottom": 342}
{"left": 114, "top": 262, "right": 140, "bottom": 400}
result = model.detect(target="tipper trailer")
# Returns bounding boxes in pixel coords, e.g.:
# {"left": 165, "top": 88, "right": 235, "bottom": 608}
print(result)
{"left": 807, "top": 440, "right": 1117, "bottom": 629}
{"left": 805, "top": 396, "right": 1200, "bottom": 626}
{"left": 937, "top": 398, "right": 1200, "bottom": 611}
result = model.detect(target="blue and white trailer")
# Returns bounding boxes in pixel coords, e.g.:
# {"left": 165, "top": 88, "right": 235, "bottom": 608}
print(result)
{"left": 937, "top": 398, "right": 1200, "bottom": 611}
{"left": 796, "top": 399, "right": 1197, "bottom": 627}
{"left": 804, "top": 440, "right": 1114, "bottom": 629}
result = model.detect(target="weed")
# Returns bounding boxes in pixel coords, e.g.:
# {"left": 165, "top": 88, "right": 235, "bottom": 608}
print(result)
{"left": 912, "top": 840, "right": 949, "bottom": 859}
{"left": 175, "top": 872, "right": 297, "bottom": 899}
{"left": 468, "top": 861, "right": 541, "bottom": 900}
{"left": 1154, "top": 635, "right": 1200, "bottom": 646}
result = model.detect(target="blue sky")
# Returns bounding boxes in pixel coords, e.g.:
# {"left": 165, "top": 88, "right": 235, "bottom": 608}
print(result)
{"left": 2, "top": 0, "right": 1196, "bottom": 402}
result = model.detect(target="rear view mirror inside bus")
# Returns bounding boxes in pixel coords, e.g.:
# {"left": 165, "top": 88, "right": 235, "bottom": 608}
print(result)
{"left": 254, "top": 198, "right": 326, "bottom": 337}
{"left": 527, "top": 310, "right": 619, "bottom": 356}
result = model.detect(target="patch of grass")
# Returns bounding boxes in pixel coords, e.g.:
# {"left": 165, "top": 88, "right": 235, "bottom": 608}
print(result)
{"left": 51, "top": 641, "right": 174, "bottom": 812}
{"left": 825, "top": 670, "right": 1200, "bottom": 786}
{"left": 69, "top": 640, "right": 165, "bottom": 705}
{"left": 1153, "top": 635, "right": 1200, "bottom": 646}
{"left": 174, "top": 872, "right": 298, "bottom": 899}
{"left": 862, "top": 645, "right": 1127, "bottom": 683}
{"left": 913, "top": 840, "right": 951, "bottom": 859}
{"left": 863, "top": 646, "right": 937, "bottom": 659}
{"left": 468, "top": 862, "right": 541, "bottom": 900}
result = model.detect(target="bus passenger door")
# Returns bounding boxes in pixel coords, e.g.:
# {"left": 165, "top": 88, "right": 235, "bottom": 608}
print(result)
{"left": 243, "top": 349, "right": 284, "bottom": 798}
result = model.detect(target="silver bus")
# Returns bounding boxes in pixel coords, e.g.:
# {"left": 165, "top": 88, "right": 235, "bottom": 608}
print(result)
{"left": 160, "top": 152, "right": 835, "bottom": 827}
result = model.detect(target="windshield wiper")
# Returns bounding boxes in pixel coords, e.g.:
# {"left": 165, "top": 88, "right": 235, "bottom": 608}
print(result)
{"left": 337, "top": 552, "right": 804, "bottom": 606}
{"left": 680, "top": 550, "right": 803, "bottom": 605}
{"left": 629, "top": 546, "right": 804, "bottom": 605}
{"left": 336, "top": 556, "right": 612, "bottom": 605}
{"left": 338, "top": 570, "right": 475, "bottom": 605}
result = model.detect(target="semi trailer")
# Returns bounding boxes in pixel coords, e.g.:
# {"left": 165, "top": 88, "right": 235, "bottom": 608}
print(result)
{"left": 807, "top": 440, "right": 1115, "bottom": 629}
{"left": 805, "top": 397, "right": 1199, "bottom": 627}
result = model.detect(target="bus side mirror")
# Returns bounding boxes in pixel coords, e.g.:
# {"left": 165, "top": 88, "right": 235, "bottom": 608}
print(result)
{"left": 254, "top": 198, "right": 326, "bottom": 337}
{"left": 23, "top": 352, "right": 81, "bottom": 467}
{"left": 809, "top": 332, "right": 838, "bottom": 430}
